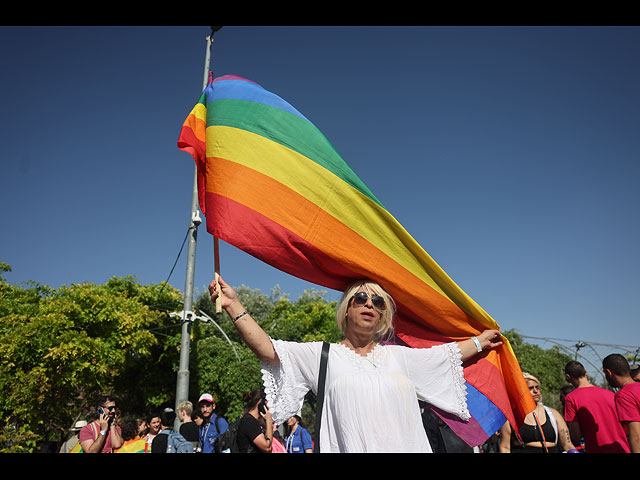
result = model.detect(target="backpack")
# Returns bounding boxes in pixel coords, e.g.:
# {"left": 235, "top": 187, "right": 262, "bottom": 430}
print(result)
{"left": 165, "top": 430, "right": 195, "bottom": 453}
{"left": 214, "top": 416, "right": 243, "bottom": 453}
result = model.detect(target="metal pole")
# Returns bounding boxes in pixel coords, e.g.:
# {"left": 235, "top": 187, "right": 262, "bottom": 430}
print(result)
{"left": 174, "top": 31, "right": 216, "bottom": 425}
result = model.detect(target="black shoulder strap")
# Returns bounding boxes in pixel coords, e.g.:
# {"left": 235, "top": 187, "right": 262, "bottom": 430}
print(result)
{"left": 314, "top": 341, "right": 330, "bottom": 453}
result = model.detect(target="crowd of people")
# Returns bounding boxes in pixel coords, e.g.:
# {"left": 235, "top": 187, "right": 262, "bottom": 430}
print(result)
{"left": 57, "top": 275, "right": 639, "bottom": 453}
{"left": 58, "top": 390, "right": 313, "bottom": 454}
{"left": 493, "top": 356, "right": 640, "bottom": 454}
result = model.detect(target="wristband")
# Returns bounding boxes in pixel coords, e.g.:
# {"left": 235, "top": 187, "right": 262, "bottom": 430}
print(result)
{"left": 472, "top": 336, "right": 483, "bottom": 353}
{"left": 100, "top": 430, "right": 107, "bottom": 436}
{"left": 233, "top": 311, "right": 248, "bottom": 323}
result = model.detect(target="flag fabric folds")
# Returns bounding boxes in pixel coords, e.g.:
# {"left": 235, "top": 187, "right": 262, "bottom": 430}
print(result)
{"left": 113, "top": 437, "right": 148, "bottom": 453}
{"left": 178, "top": 74, "right": 535, "bottom": 447}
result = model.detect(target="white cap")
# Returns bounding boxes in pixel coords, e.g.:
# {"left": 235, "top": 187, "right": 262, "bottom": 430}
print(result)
{"left": 198, "top": 393, "right": 214, "bottom": 403}
{"left": 73, "top": 420, "right": 88, "bottom": 431}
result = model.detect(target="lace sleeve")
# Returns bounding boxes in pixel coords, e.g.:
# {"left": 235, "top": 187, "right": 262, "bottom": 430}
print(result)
{"left": 261, "top": 339, "right": 321, "bottom": 426}
{"left": 405, "top": 342, "right": 470, "bottom": 421}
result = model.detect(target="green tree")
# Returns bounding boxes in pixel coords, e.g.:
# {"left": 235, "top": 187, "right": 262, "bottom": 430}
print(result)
{"left": 0, "top": 265, "right": 182, "bottom": 452}
{"left": 503, "top": 329, "right": 574, "bottom": 411}
{"left": 191, "top": 285, "right": 341, "bottom": 430}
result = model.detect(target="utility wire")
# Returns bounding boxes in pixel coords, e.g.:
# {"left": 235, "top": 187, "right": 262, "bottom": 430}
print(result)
{"left": 157, "top": 228, "right": 190, "bottom": 297}
{"left": 515, "top": 332, "right": 638, "bottom": 353}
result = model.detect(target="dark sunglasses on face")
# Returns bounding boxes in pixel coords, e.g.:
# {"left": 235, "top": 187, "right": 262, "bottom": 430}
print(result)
{"left": 350, "top": 291, "right": 386, "bottom": 310}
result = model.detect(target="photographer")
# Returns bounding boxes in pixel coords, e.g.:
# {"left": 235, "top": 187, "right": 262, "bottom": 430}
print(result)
{"left": 78, "top": 395, "right": 124, "bottom": 453}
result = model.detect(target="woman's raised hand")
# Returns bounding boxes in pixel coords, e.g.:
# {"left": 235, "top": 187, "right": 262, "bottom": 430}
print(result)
{"left": 208, "top": 276, "right": 239, "bottom": 310}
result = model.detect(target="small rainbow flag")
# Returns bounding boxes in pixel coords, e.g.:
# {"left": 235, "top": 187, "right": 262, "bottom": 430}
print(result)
{"left": 178, "top": 75, "right": 535, "bottom": 446}
{"left": 114, "top": 437, "right": 147, "bottom": 453}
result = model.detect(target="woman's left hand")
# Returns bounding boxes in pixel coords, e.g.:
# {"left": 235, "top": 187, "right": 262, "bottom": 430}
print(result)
{"left": 477, "top": 329, "right": 503, "bottom": 351}
{"left": 459, "top": 329, "right": 503, "bottom": 362}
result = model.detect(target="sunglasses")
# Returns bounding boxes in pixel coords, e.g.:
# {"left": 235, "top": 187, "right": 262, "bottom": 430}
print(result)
{"left": 350, "top": 291, "right": 386, "bottom": 310}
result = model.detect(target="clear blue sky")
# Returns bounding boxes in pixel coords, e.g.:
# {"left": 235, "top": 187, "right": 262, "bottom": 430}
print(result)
{"left": 2, "top": 26, "right": 639, "bottom": 378}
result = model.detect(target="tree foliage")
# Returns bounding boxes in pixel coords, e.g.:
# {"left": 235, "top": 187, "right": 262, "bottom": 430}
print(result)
{"left": 0, "top": 263, "right": 182, "bottom": 452}
{"left": 503, "top": 329, "right": 574, "bottom": 410}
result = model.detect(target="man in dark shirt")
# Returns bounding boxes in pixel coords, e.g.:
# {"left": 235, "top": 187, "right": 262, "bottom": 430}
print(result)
{"left": 151, "top": 408, "right": 175, "bottom": 453}
{"left": 177, "top": 400, "right": 200, "bottom": 452}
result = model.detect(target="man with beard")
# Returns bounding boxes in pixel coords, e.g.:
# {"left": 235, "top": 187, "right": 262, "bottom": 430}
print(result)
{"left": 79, "top": 395, "right": 124, "bottom": 453}
{"left": 197, "top": 393, "right": 228, "bottom": 453}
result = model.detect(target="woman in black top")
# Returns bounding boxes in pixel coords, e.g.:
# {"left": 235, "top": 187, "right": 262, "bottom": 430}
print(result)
{"left": 237, "top": 389, "right": 273, "bottom": 453}
{"left": 499, "top": 373, "right": 577, "bottom": 453}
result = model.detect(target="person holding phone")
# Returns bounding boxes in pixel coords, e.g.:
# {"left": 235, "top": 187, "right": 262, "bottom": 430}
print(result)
{"left": 237, "top": 388, "right": 273, "bottom": 453}
{"left": 210, "top": 276, "right": 503, "bottom": 453}
{"left": 78, "top": 396, "right": 124, "bottom": 453}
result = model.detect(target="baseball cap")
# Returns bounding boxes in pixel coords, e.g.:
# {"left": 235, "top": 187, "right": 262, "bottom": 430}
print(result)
{"left": 198, "top": 393, "right": 214, "bottom": 403}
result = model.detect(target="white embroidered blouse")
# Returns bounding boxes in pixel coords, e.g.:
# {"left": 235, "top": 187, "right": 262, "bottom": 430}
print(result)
{"left": 261, "top": 339, "right": 469, "bottom": 453}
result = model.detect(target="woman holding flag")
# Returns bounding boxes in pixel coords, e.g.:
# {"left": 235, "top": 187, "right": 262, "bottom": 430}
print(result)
{"left": 209, "top": 276, "right": 503, "bottom": 453}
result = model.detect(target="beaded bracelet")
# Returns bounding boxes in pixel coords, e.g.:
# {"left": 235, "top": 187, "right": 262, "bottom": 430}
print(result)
{"left": 233, "top": 311, "right": 248, "bottom": 323}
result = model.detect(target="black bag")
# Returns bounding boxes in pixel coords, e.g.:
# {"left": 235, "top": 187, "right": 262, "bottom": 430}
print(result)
{"left": 214, "top": 415, "right": 241, "bottom": 453}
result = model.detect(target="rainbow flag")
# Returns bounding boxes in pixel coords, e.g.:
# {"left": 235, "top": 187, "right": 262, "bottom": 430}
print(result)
{"left": 177, "top": 75, "right": 535, "bottom": 447}
{"left": 68, "top": 442, "right": 82, "bottom": 453}
{"left": 114, "top": 437, "right": 147, "bottom": 453}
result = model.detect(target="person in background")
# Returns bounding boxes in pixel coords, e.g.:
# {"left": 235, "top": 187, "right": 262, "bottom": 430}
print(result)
{"left": 237, "top": 388, "right": 273, "bottom": 453}
{"left": 114, "top": 419, "right": 147, "bottom": 453}
{"left": 271, "top": 429, "right": 288, "bottom": 453}
{"left": 198, "top": 393, "right": 228, "bottom": 453}
{"left": 603, "top": 353, "right": 640, "bottom": 453}
{"left": 284, "top": 414, "right": 313, "bottom": 453}
{"left": 136, "top": 418, "right": 148, "bottom": 439}
{"left": 192, "top": 407, "right": 204, "bottom": 428}
{"left": 78, "top": 395, "right": 124, "bottom": 453}
{"left": 59, "top": 420, "right": 87, "bottom": 453}
{"left": 563, "top": 360, "right": 629, "bottom": 453}
{"left": 177, "top": 400, "right": 200, "bottom": 452}
{"left": 151, "top": 408, "right": 177, "bottom": 453}
{"left": 499, "top": 373, "right": 577, "bottom": 453}
{"left": 143, "top": 413, "right": 162, "bottom": 453}
{"left": 558, "top": 384, "right": 575, "bottom": 417}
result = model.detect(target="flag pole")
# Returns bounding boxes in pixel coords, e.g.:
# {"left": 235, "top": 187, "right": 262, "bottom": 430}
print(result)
{"left": 206, "top": 27, "right": 223, "bottom": 314}
{"left": 214, "top": 236, "right": 222, "bottom": 313}
{"left": 174, "top": 28, "right": 221, "bottom": 423}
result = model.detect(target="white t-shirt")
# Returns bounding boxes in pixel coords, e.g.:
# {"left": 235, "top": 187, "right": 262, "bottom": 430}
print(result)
{"left": 261, "top": 339, "right": 469, "bottom": 453}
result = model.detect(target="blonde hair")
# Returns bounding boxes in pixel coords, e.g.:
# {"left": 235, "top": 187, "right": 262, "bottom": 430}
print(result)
{"left": 336, "top": 280, "right": 396, "bottom": 339}
{"left": 523, "top": 372, "right": 541, "bottom": 387}
{"left": 177, "top": 400, "right": 193, "bottom": 416}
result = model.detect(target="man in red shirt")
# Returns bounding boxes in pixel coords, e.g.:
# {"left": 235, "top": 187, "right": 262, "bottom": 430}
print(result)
{"left": 79, "top": 395, "right": 124, "bottom": 453}
{"left": 604, "top": 354, "right": 640, "bottom": 453}
{"left": 563, "top": 361, "right": 629, "bottom": 453}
